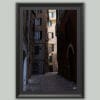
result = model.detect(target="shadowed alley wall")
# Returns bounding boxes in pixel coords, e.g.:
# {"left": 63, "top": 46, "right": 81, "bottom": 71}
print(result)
{"left": 56, "top": 10, "right": 77, "bottom": 83}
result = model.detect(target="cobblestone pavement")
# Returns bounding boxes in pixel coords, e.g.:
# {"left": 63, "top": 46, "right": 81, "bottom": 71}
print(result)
{"left": 26, "top": 72, "right": 77, "bottom": 94}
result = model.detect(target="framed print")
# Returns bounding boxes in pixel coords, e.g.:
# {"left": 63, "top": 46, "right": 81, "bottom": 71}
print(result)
{"left": 16, "top": 3, "right": 84, "bottom": 98}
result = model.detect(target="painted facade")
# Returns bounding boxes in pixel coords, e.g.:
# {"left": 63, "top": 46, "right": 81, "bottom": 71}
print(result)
{"left": 47, "top": 10, "right": 58, "bottom": 72}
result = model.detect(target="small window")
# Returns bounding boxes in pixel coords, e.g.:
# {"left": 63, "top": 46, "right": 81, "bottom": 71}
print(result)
{"left": 35, "top": 18, "right": 42, "bottom": 25}
{"left": 48, "top": 44, "right": 54, "bottom": 53}
{"left": 52, "top": 44, "right": 54, "bottom": 51}
{"left": 51, "top": 12, "right": 54, "bottom": 18}
{"left": 48, "top": 32, "right": 54, "bottom": 39}
{"left": 49, "top": 12, "right": 56, "bottom": 18}
{"left": 49, "top": 56, "right": 52, "bottom": 62}
{"left": 48, "top": 21, "right": 52, "bottom": 26}
{"left": 32, "top": 19, "right": 35, "bottom": 25}
{"left": 52, "top": 32, "right": 54, "bottom": 38}
{"left": 34, "top": 31, "right": 42, "bottom": 40}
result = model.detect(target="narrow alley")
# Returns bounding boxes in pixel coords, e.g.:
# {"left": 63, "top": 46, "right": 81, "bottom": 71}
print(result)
{"left": 22, "top": 9, "right": 77, "bottom": 94}
{"left": 26, "top": 72, "right": 77, "bottom": 94}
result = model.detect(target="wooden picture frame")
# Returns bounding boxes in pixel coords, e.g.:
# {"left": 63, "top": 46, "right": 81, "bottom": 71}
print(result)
{"left": 16, "top": 3, "right": 84, "bottom": 98}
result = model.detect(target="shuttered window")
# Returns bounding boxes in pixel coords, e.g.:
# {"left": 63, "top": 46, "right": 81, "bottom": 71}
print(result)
{"left": 34, "top": 31, "right": 42, "bottom": 40}
{"left": 35, "top": 18, "right": 42, "bottom": 25}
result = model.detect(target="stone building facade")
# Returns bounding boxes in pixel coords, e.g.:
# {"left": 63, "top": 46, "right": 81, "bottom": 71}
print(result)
{"left": 31, "top": 9, "right": 49, "bottom": 75}
{"left": 22, "top": 9, "right": 49, "bottom": 81}
{"left": 56, "top": 10, "right": 77, "bottom": 83}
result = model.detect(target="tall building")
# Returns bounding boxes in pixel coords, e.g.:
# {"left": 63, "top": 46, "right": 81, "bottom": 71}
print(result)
{"left": 56, "top": 10, "right": 77, "bottom": 83}
{"left": 31, "top": 9, "right": 49, "bottom": 74}
{"left": 22, "top": 9, "right": 49, "bottom": 80}
{"left": 47, "top": 10, "right": 58, "bottom": 72}
{"left": 22, "top": 9, "right": 49, "bottom": 91}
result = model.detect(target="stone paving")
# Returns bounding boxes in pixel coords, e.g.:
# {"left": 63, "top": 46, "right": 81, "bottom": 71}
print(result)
{"left": 26, "top": 72, "right": 77, "bottom": 94}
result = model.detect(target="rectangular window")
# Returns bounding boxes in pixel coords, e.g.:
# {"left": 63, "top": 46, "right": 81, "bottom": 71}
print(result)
{"left": 35, "top": 18, "right": 42, "bottom": 25}
{"left": 49, "top": 56, "right": 52, "bottom": 62}
{"left": 48, "top": 21, "right": 52, "bottom": 26}
{"left": 49, "top": 12, "right": 54, "bottom": 18}
{"left": 52, "top": 32, "right": 54, "bottom": 38}
{"left": 32, "top": 19, "right": 35, "bottom": 25}
{"left": 52, "top": 44, "right": 54, "bottom": 51}
{"left": 49, "top": 12, "right": 56, "bottom": 18}
{"left": 49, "top": 12, "right": 52, "bottom": 18}
{"left": 48, "top": 32, "right": 54, "bottom": 39}
{"left": 34, "top": 31, "right": 42, "bottom": 40}
{"left": 48, "top": 44, "right": 54, "bottom": 53}
{"left": 51, "top": 12, "right": 54, "bottom": 18}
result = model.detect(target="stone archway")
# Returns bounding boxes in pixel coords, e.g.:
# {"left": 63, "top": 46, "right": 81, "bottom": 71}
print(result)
{"left": 67, "top": 44, "right": 74, "bottom": 79}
